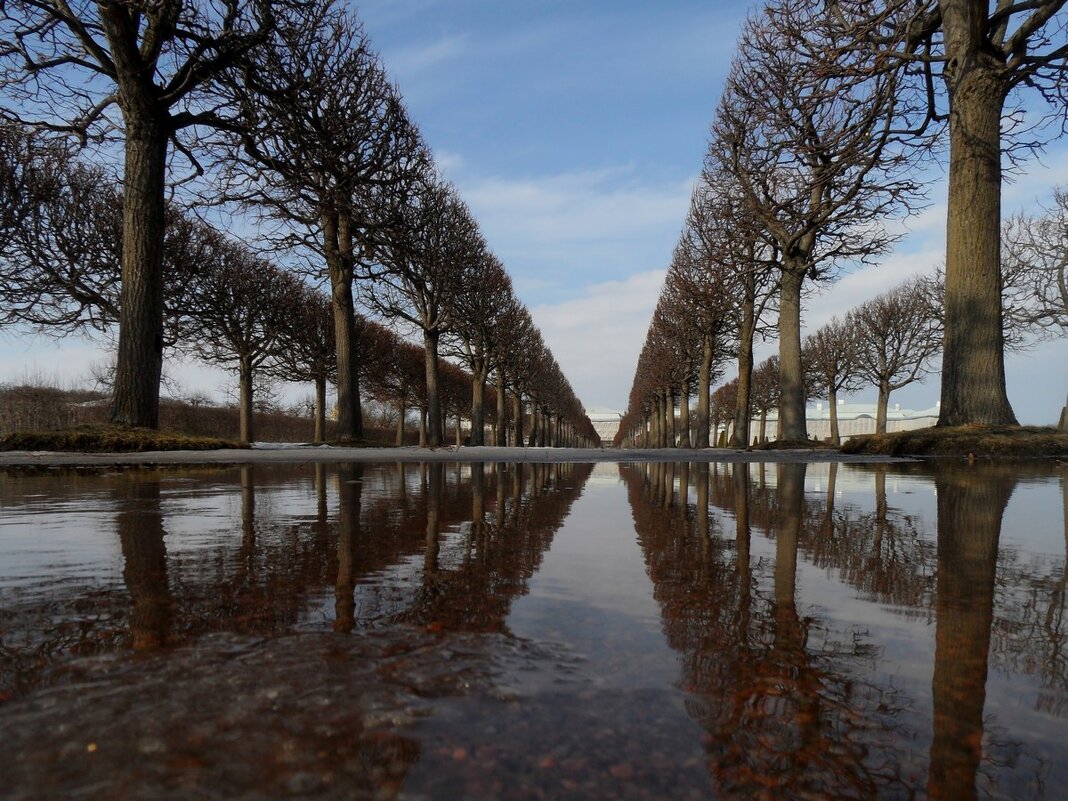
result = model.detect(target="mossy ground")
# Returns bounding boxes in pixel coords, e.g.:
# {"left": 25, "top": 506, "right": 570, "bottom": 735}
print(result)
{"left": 748, "top": 438, "right": 838, "bottom": 451}
{"left": 0, "top": 425, "right": 241, "bottom": 453}
{"left": 839, "top": 424, "right": 1068, "bottom": 458}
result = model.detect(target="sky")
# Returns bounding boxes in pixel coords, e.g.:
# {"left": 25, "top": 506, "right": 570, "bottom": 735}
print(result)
{"left": 2, "top": 0, "right": 1066, "bottom": 424}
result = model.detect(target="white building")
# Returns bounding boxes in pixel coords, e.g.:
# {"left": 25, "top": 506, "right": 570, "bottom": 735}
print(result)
{"left": 585, "top": 407, "right": 624, "bottom": 446}
{"left": 716, "top": 401, "right": 940, "bottom": 444}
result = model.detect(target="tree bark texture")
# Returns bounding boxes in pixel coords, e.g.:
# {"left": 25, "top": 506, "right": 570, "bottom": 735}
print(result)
{"left": 495, "top": 369, "right": 508, "bottom": 446}
{"left": 315, "top": 375, "right": 327, "bottom": 444}
{"left": 696, "top": 336, "right": 713, "bottom": 448}
{"left": 938, "top": 17, "right": 1017, "bottom": 426}
{"left": 238, "top": 356, "right": 254, "bottom": 444}
{"left": 110, "top": 119, "right": 167, "bottom": 428}
{"left": 512, "top": 393, "right": 523, "bottom": 447}
{"left": 731, "top": 302, "right": 756, "bottom": 448}
{"left": 876, "top": 380, "right": 890, "bottom": 435}
{"left": 395, "top": 393, "right": 405, "bottom": 446}
{"left": 828, "top": 386, "right": 840, "bottom": 445}
{"left": 325, "top": 215, "right": 364, "bottom": 441}
{"left": 678, "top": 383, "right": 691, "bottom": 448}
{"left": 423, "top": 329, "right": 443, "bottom": 447}
{"left": 778, "top": 268, "right": 807, "bottom": 441}
{"left": 470, "top": 367, "right": 487, "bottom": 445}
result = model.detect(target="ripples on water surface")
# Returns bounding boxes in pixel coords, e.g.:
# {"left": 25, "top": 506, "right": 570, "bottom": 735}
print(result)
{"left": 0, "top": 460, "right": 1066, "bottom": 800}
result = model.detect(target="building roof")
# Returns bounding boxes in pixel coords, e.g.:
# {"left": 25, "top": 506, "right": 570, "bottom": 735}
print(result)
{"left": 763, "top": 402, "right": 940, "bottom": 421}
{"left": 585, "top": 407, "right": 624, "bottom": 422}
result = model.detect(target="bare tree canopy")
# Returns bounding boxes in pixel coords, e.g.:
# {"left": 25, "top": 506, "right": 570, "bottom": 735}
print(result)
{"left": 848, "top": 276, "right": 942, "bottom": 433}
{"left": 0, "top": 0, "right": 298, "bottom": 428}
{"left": 1001, "top": 188, "right": 1068, "bottom": 336}
{"left": 803, "top": 316, "right": 862, "bottom": 444}
{"left": 710, "top": 0, "right": 926, "bottom": 441}
{"left": 217, "top": 0, "right": 424, "bottom": 442}
{"left": 826, "top": 0, "right": 1067, "bottom": 425}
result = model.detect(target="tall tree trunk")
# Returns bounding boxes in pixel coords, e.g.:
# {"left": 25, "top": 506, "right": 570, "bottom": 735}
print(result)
{"left": 314, "top": 375, "right": 327, "bottom": 444}
{"left": 759, "top": 409, "right": 767, "bottom": 443}
{"left": 938, "top": 21, "right": 1016, "bottom": 426}
{"left": 470, "top": 366, "right": 487, "bottom": 446}
{"left": 455, "top": 412, "right": 463, "bottom": 446}
{"left": 423, "top": 329, "right": 443, "bottom": 447}
{"left": 731, "top": 298, "right": 756, "bottom": 448}
{"left": 110, "top": 117, "right": 167, "bottom": 429}
{"left": 324, "top": 212, "right": 363, "bottom": 442}
{"left": 418, "top": 403, "right": 427, "bottom": 447}
{"left": 495, "top": 369, "right": 508, "bottom": 446}
{"left": 876, "top": 380, "right": 890, "bottom": 434}
{"left": 663, "top": 389, "right": 674, "bottom": 447}
{"left": 678, "top": 381, "right": 692, "bottom": 448}
{"left": 778, "top": 267, "right": 807, "bottom": 441}
{"left": 238, "top": 355, "right": 254, "bottom": 444}
{"left": 696, "top": 336, "right": 713, "bottom": 448}
{"left": 828, "top": 386, "right": 840, "bottom": 445}
{"left": 395, "top": 391, "right": 405, "bottom": 446}
{"left": 512, "top": 392, "right": 524, "bottom": 446}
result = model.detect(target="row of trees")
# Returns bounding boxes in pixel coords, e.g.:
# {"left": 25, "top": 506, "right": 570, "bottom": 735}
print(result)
{"left": 0, "top": 2, "right": 596, "bottom": 447}
{"left": 617, "top": 0, "right": 1067, "bottom": 447}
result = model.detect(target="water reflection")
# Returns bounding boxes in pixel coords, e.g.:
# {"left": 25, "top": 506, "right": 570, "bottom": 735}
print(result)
{"left": 1, "top": 460, "right": 1066, "bottom": 799}
{"left": 118, "top": 479, "right": 171, "bottom": 651}
{"left": 620, "top": 460, "right": 1068, "bottom": 799}
{"left": 0, "top": 462, "right": 594, "bottom": 694}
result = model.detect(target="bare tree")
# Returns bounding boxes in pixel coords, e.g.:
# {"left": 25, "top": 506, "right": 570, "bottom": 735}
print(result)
{"left": 0, "top": 0, "right": 291, "bottom": 428}
{"left": 712, "top": 0, "right": 924, "bottom": 441}
{"left": 443, "top": 251, "right": 519, "bottom": 446}
{"left": 180, "top": 244, "right": 303, "bottom": 443}
{"left": 0, "top": 133, "right": 216, "bottom": 348}
{"left": 829, "top": 0, "right": 1067, "bottom": 425}
{"left": 750, "top": 357, "right": 782, "bottom": 443}
{"left": 687, "top": 176, "right": 778, "bottom": 447}
{"left": 661, "top": 227, "right": 735, "bottom": 448}
{"left": 367, "top": 178, "right": 483, "bottom": 447}
{"left": 848, "top": 276, "right": 941, "bottom": 433}
{"left": 1002, "top": 189, "right": 1068, "bottom": 336}
{"left": 803, "top": 316, "right": 862, "bottom": 444}
{"left": 220, "top": 0, "right": 423, "bottom": 442}
{"left": 269, "top": 287, "right": 336, "bottom": 442}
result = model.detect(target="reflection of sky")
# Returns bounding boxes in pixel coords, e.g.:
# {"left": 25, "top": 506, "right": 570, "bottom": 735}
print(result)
{"left": 508, "top": 475, "right": 682, "bottom": 691}
{"left": 2, "top": 459, "right": 1066, "bottom": 793}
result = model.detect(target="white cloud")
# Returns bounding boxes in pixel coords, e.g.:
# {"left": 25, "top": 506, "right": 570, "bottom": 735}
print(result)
{"left": 531, "top": 269, "right": 666, "bottom": 411}
{"left": 387, "top": 32, "right": 471, "bottom": 76}
{"left": 457, "top": 167, "right": 693, "bottom": 302}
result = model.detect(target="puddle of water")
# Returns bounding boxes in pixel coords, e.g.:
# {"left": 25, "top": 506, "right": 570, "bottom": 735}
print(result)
{"left": 0, "top": 460, "right": 1065, "bottom": 800}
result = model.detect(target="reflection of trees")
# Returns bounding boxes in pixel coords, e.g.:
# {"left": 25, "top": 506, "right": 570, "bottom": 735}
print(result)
{"left": 622, "top": 462, "right": 916, "bottom": 799}
{"left": 927, "top": 463, "right": 1016, "bottom": 801}
{"left": 989, "top": 465, "right": 1068, "bottom": 700}
{"left": 634, "top": 459, "right": 1068, "bottom": 797}
{"left": 1, "top": 461, "right": 594, "bottom": 694}
{"left": 804, "top": 465, "right": 935, "bottom": 610}
{"left": 396, "top": 462, "right": 594, "bottom": 632}
{"left": 118, "top": 479, "right": 172, "bottom": 651}
{"left": 334, "top": 464, "right": 363, "bottom": 633}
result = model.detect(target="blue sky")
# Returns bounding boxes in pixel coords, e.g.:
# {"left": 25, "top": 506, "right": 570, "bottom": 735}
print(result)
{"left": 2, "top": 0, "right": 1067, "bottom": 424}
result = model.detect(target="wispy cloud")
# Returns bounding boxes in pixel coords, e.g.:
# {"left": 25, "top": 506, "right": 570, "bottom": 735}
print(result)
{"left": 387, "top": 32, "right": 472, "bottom": 75}
{"left": 458, "top": 167, "right": 693, "bottom": 302}
{"left": 532, "top": 269, "right": 666, "bottom": 410}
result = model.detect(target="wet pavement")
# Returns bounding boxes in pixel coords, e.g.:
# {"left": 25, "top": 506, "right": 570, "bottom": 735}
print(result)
{"left": 1, "top": 460, "right": 1065, "bottom": 799}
